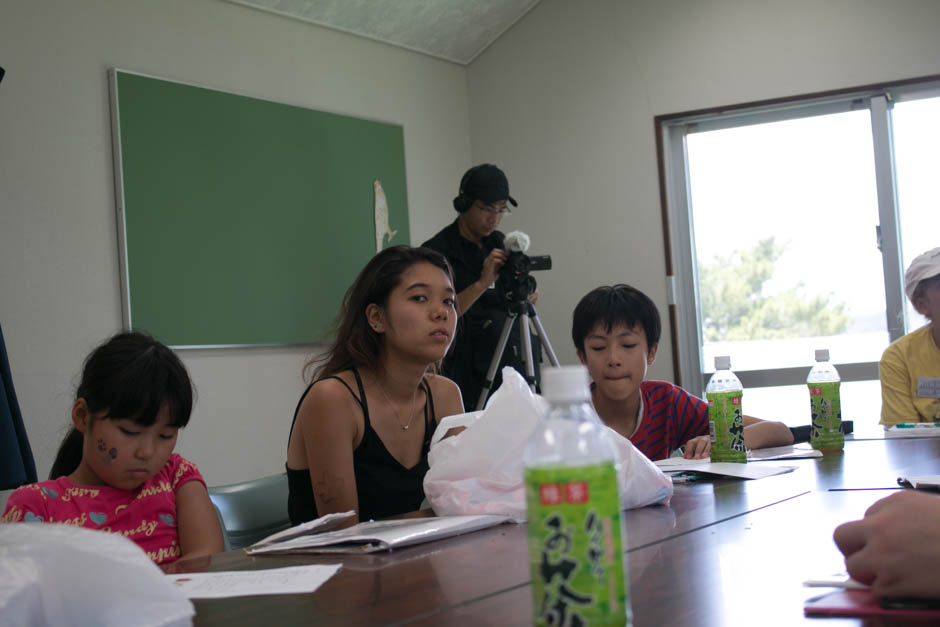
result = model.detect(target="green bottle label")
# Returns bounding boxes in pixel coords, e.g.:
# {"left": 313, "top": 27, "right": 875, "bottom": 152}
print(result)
{"left": 809, "top": 381, "right": 843, "bottom": 450}
{"left": 525, "top": 462, "right": 628, "bottom": 626}
{"left": 707, "top": 390, "right": 747, "bottom": 462}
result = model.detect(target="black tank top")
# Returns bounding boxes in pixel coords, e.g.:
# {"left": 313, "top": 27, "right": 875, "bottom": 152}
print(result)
{"left": 286, "top": 368, "right": 437, "bottom": 525}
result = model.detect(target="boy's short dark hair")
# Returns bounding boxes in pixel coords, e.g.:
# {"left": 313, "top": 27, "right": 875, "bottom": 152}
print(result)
{"left": 572, "top": 284, "right": 661, "bottom": 352}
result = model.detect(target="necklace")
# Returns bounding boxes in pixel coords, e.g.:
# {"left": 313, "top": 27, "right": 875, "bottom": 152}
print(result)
{"left": 376, "top": 379, "right": 419, "bottom": 431}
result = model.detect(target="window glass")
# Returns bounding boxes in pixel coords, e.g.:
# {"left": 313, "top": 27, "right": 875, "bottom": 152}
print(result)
{"left": 686, "top": 111, "right": 889, "bottom": 373}
{"left": 738, "top": 379, "right": 882, "bottom": 428}
{"left": 892, "top": 96, "right": 940, "bottom": 332}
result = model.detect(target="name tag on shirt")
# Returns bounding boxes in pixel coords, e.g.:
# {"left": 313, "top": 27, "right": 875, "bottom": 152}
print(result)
{"left": 917, "top": 377, "right": 940, "bottom": 399}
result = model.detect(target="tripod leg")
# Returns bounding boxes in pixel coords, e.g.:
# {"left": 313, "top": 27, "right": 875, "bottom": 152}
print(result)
{"left": 527, "top": 307, "right": 561, "bottom": 367}
{"left": 475, "top": 314, "right": 517, "bottom": 411}
{"left": 520, "top": 318, "right": 536, "bottom": 391}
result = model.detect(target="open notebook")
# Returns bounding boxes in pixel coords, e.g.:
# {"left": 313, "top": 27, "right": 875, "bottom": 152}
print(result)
{"left": 246, "top": 513, "right": 513, "bottom": 555}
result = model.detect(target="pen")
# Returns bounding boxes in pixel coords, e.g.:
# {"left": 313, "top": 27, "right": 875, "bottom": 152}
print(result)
{"left": 893, "top": 422, "right": 940, "bottom": 429}
{"left": 671, "top": 471, "right": 705, "bottom": 483}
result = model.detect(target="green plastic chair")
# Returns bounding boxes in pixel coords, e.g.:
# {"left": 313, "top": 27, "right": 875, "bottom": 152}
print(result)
{"left": 208, "top": 473, "right": 291, "bottom": 551}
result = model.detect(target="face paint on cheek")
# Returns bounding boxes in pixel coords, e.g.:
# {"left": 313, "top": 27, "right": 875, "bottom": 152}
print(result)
{"left": 98, "top": 438, "right": 116, "bottom": 465}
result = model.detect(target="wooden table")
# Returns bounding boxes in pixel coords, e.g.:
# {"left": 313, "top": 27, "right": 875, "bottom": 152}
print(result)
{"left": 166, "top": 437, "right": 940, "bottom": 625}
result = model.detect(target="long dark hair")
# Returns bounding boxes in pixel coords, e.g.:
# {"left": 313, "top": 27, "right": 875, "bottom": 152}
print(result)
{"left": 49, "top": 332, "right": 194, "bottom": 479}
{"left": 304, "top": 246, "right": 455, "bottom": 382}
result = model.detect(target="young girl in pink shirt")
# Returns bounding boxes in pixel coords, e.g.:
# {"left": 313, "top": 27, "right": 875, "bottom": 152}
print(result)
{"left": 2, "top": 332, "right": 223, "bottom": 564}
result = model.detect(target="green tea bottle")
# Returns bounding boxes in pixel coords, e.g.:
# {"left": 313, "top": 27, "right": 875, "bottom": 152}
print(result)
{"left": 706, "top": 356, "right": 747, "bottom": 463}
{"left": 524, "top": 365, "right": 630, "bottom": 626}
{"left": 807, "top": 349, "right": 843, "bottom": 452}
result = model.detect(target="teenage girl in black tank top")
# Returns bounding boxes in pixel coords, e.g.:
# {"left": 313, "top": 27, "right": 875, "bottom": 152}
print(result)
{"left": 286, "top": 247, "right": 465, "bottom": 526}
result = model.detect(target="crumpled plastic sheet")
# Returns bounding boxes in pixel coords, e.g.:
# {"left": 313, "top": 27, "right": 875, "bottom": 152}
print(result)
{"left": 0, "top": 523, "right": 194, "bottom": 627}
{"left": 424, "top": 367, "right": 673, "bottom": 521}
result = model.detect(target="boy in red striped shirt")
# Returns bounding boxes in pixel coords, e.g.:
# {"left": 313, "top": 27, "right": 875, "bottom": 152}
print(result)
{"left": 572, "top": 285, "right": 792, "bottom": 461}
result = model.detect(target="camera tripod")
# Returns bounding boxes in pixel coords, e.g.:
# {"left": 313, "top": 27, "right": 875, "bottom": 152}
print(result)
{"left": 475, "top": 300, "right": 561, "bottom": 410}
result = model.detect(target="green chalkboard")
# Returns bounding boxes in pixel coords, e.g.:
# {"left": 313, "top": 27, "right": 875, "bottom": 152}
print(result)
{"left": 110, "top": 70, "right": 409, "bottom": 347}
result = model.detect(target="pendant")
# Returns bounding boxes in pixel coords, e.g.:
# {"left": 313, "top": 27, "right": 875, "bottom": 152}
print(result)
{"left": 403, "top": 425, "right": 410, "bottom": 430}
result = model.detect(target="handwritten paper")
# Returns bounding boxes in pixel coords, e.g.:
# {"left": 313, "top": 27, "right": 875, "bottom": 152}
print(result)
{"left": 166, "top": 564, "right": 341, "bottom": 599}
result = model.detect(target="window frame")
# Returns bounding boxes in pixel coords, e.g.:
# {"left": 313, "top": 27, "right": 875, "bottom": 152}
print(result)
{"left": 655, "top": 74, "right": 940, "bottom": 396}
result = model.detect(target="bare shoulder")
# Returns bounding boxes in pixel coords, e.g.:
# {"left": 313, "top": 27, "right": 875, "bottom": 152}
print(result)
{"left": 426, "top": 373, "right": 461, "bottom": 398}
{"left": 426, "top": 374, "right": 465, "bottom": 421}
{"left": 424, "top": 374, "right": 460, "bottom": 393}
{"left": 297, "top": 374, "right": 362, "bottom": 433}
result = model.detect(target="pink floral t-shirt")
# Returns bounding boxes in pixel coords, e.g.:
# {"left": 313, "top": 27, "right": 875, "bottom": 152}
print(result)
{"left": 1, "top": 453, "right": 205, "bottom": 564}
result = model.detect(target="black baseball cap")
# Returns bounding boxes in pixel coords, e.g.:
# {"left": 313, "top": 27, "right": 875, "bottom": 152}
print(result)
{"left": 459, "top": 164, "right": 517, "bottom": 207}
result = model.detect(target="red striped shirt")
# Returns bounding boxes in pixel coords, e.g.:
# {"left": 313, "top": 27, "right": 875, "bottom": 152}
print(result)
{"left": 629, "top": 380, "right": 710, "bottom": 461}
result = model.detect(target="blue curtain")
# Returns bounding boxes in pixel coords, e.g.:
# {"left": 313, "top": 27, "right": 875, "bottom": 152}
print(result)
{"left": 0, "top": 323, "right": 37, "bottom": 489}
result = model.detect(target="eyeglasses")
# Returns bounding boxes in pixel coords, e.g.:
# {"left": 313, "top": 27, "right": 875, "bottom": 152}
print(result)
{"left": 475, "top": 201, "right": 511, "bottom": 216}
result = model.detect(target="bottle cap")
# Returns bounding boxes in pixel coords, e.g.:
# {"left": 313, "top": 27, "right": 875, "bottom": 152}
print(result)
{"left": 542, "top": 366, "right": 591, "bottom": 402}
{"left": 714, "top": 356, "right": 731, "bottom": 370}
{"left": 815, "top": 349, "right": 830, "bottom": 362}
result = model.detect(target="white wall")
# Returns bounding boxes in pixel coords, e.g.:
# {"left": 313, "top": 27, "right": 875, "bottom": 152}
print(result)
{"left": 466, "top": 0, "right": 940, "bottom": 379}
{"left": 7, "top": 0, "right": 940, "bottom": 489}
{"left": 0, "top": 0, "right": 471, "bottom": 485}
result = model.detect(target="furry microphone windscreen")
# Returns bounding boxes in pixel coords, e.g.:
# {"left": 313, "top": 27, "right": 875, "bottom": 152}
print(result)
{"left": 504, "top": 231, "right": 531, "bottom": 253}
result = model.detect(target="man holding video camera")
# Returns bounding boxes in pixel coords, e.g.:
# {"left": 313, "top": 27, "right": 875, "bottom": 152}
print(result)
{"left": 422, "top": 163, "right": 540, "bottom": 408}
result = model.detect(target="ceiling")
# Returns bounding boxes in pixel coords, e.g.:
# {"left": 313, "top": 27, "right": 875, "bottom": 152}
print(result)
{"left": 224, "top": 0, "right": 543, "bottom": 66}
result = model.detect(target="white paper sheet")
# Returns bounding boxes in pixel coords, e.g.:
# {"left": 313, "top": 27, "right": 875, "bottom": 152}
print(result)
{"left": 746, "top": 444, "right": 823, "bottom": 461}
{"left": 166, "top": 564, "right": 341, "bottom": 599}
{"left": 654, "top": 458, "right": 796, "bottom": 479}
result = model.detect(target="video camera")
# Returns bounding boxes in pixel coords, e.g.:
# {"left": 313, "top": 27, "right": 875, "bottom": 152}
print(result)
{"left": 497, "top": 231, "right": 552, "bottom": 305}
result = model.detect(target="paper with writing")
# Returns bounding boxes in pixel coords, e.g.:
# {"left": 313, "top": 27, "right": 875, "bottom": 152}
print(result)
{"left": 167, "top": 564, "right": 341, "bottom": 599}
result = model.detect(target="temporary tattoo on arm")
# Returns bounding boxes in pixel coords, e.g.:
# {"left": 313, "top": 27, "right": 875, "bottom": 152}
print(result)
{"left": 313, "top": 471, "right": 345, "bottom": 506}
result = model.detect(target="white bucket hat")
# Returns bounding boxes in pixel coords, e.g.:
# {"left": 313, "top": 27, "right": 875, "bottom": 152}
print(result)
{"left": 905, "top": 246, "right": 940, "bottom": 301}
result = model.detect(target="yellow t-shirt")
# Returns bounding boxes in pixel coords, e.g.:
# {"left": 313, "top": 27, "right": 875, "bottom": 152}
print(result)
{"left": 879, "top": 324, "right": 940, "bottom": 424}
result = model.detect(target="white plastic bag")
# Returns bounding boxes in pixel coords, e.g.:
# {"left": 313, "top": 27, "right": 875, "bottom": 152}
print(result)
{"left": 0, "top": 523, "right": 194, "bottom": 627}
{"left": 424, "top": 368, "right": 673, "bottom": 521}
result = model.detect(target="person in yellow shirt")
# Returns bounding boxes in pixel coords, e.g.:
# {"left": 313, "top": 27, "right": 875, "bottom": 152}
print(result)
{"left": 880, "top": 246, "right": 940, "bottom": 424}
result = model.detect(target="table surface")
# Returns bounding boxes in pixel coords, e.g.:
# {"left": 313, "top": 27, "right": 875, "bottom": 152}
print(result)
{"left": 165, "top": 437, "right": 940, "bottom": 626}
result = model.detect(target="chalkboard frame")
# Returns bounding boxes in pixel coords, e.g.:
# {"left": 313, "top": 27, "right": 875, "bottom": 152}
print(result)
{"left": 108, "top": 69, "right": 410, "bottom": 348}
